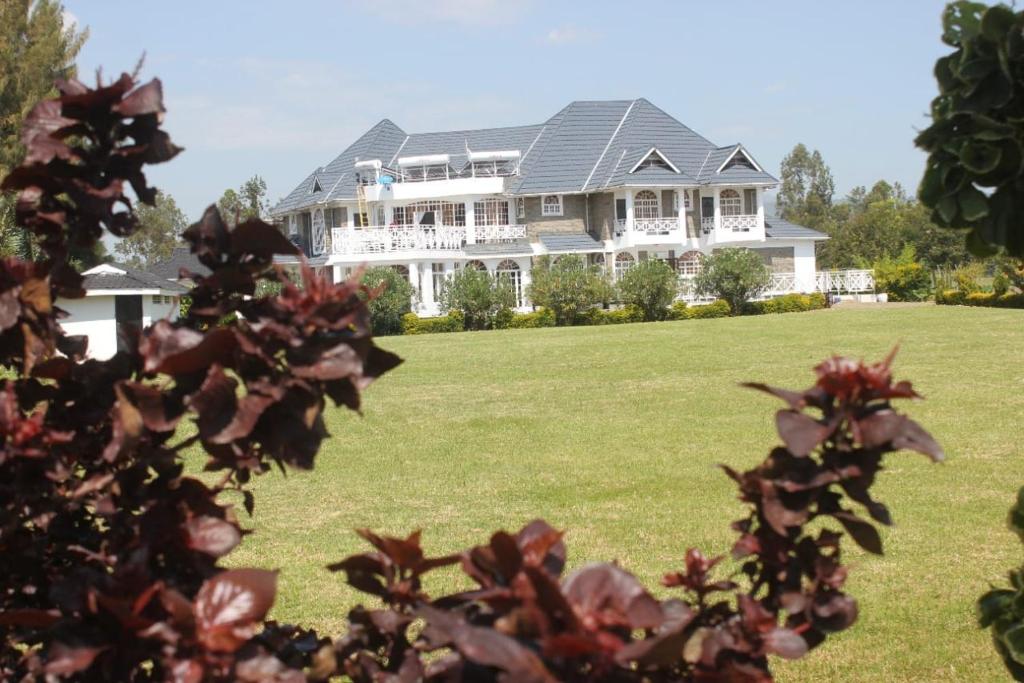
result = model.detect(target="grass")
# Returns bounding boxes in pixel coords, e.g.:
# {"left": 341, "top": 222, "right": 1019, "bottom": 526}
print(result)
{"left": 221, "top": 304, "right": 1024, "bottom": 682}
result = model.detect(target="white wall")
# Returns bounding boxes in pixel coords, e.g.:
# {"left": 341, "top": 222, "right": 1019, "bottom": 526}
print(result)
{"left": 60, "top": 296, "right": 118, "bottom": 360}
{"left": 59, "top": 294, "right": 180, "bottom": 360}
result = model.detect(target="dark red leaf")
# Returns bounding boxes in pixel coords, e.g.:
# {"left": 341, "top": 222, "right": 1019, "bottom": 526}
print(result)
{"left": 764, "top": 627, "right": 808, "bottom": 660}
{"left": 562, "top": 563, "right": 664, "bottom": 630}
{"left": 832, "top": 511, "right": 884, "bottom": 555}
{"left": 44, "top": 643, "right": 103, "bottom": 675}
{"left": 185, "top": 516, "right": 242, "bottom": 557}
{"left": 776, "top": 410, "right": 831, "bottom": 457}
{"left": 195, "top": 568, "right": 277, "bottom": 653}
{"left": 112, "top": 78, "right": 165, "bottom": 116}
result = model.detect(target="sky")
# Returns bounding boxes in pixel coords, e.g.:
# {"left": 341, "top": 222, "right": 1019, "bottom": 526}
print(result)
{"left": 64, "top": 0, "right": 952, "bottom": 221}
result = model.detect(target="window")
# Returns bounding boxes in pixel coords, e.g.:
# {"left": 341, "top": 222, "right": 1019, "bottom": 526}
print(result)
{"left": 636, "top": 155, "right": 672, "bottom": 171}
{"left": 152, "top": 295, "right": 162, "bottom": 304}
{"left": 393, "top": 201, "right": 465, "bottom": 227}
{"left": 744, "top": 189, "right": 757, "bottom": 215}
{"left": 496, "top": 259, "right": 522, "bottom": 307}
{"left": 474, "top": 198, "right": 510, "bottom": 226}
{"left": 391, "top": 265, "right": 410, "bottom": 282}
{"left": 516, "top": 197, "right": 525, "bottom": 219}
{"left": 634, "top": 190, "right": 660, "bottom": 220}
{"left": 541, "top": 195, "right": 563, "bottom": 217}
{"left": 591, "top": 253, "right": 606, "bottom": 269}
{"left": 614, "top": 252, "right": 635, "bottom": 280}
{"left": 311, "top": 177, "right": 322, "bottom": 193}
{"left": 323, "top": 207, "right": 346, "bottom": 228}
{"left": 722, "top": 152, "right": 756, "bottom": 171}
{"left": 720, "top": 189, "right": 742, "bottom": 216}
{"left": 465, "top": 260, "right": 487, "bottom": 272}
{"left": 431, "top": 263, "right": 446, "bottom": 299}
{"left": 677, "top": 250, "right": 703, "bottom": 277}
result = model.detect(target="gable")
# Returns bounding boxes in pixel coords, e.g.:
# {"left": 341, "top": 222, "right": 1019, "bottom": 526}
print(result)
{"left": 629, "top": 148, "right": 680, "bottom": 174}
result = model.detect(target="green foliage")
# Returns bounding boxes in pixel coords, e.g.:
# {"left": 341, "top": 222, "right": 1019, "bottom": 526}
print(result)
{"left": 979, "top": 486, "right": 1024, "bottom": 680}
{"left": 873, "top": 247, "right": 933, "bottom": 301}
{"left": 493, "top": 307, "right": 556, "bottom": 329}
{"left": 527, "top": 255, "right": 609, "bottom": 326}
{"left": 993, "top": 271, "right": 1011, "bottom": 296}
{"left": 693, "top": 248, "right": 770, "bottom": 315}
{"left": 916, "top": 1, "right": 1024, "bottom": 257}
{"left": 0, "top": 0, "right": 87, "bottom": 258}
{"left": 953, "top": 261, "right": 986, "bottom": 293}
{"left": 114, "top": 189, "right": 187, "bottom": 268}
{"left": 615, "top": 258, "right": 678, "bottom": 321}
{"left": 362, "top": 266, "right": 414, "bottom": 336}
{"left": 438, "top": 266, "right": 515, "bottom": 330}
{"left": 400, "top": 311, "right": 464, "bottom": 335}
{"left": 936, "top": 288, "right": 1024, "bottom": 307}
{"left": 743, "top": 292, "right": 828, "bottom": 315}
{"left": 777, "top": 143, "right": 836, "bottom": 230}
{"left": 665, "top": 299, "right": 732, "bottom": 320}
{"left": 574, "top": 304, "right": 645, "bottom": 326}
{"left": 216, "top": 176, "right": 268, "bottom": 226}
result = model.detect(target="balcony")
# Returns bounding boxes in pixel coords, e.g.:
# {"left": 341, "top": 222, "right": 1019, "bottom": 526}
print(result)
{"left": 700, "top": 214, "right": 763, "bottom": 245}
{"left": 330, "top": 223, "right": 527, "bottom": 256}
{"left": 613, "top": 217, "right": 686, "bottom": 247}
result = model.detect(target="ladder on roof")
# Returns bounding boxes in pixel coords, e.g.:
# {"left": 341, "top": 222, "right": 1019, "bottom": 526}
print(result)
{"left": 356, "top": 183, "right": 370, "bottom": 228}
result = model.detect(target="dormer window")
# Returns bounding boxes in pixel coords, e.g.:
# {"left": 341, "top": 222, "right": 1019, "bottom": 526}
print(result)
{"left": 541, "top": 195, "right": 563, "bottom": 217}
{"left": 311, "top": 177, "right": 323, "bottom": 193}
{"left": 629, "top": 148, "right": 680, "bottom": 174}
{"left": 716, "top": 146, "right": 763, "bottom": 174}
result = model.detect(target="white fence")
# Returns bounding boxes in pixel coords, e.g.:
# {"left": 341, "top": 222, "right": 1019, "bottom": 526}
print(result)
{"left": 679, "top": 269, "right": 875, "bottom": 302}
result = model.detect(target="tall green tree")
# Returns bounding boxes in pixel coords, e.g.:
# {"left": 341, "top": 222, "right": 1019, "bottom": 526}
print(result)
{"left": 0, "top": 0, "right": 87, "bottom": 257}
{"left": 217, "top": 175, "right": 269, "bottom": 226}
{"left": 115, "top": 190, "right": 187, "bottom": 268}
{"left": 693, "top": 248, "right": 770, "bottom": 315}
{"left": 776, "top": 143, "right": 836, "bottom": 230}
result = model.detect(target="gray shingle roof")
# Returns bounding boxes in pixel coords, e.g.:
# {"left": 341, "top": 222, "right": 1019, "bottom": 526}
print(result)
{"left": 764, "top": 217, "right": 829, "bottom": 240}
{"left": 463, "top": 240, "right": 533, "bottom": 256}
{"left": 83, "top": 264, "right": 189, "bottom": 293}
{"left": 538, "top": 233, "right": 603, "bottom": 253}
{"left": 272, "top": 99, "right": 781, "bottom": 215}
{"left": 147, "top": 247, "right": 210, "bottom": 280}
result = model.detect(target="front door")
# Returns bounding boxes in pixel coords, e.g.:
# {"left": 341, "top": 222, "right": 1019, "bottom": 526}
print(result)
{"left": 114, "top": 294, "right": 143, "bottom": 354}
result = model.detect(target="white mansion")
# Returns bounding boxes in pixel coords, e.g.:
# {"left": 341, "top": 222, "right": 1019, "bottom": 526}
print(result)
{"left": 270, "top": 98, "right": 836, "bottom": 315}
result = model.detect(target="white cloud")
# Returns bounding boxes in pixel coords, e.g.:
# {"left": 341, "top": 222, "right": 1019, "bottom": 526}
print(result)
{"left": 544, "top": 25, "right": 600, "bottom": 45}
{"left": 348, "top": 0, "right": 534, "bottom": 27}
{"left": 762, "top": 81, "right": 787, "bottom": 94}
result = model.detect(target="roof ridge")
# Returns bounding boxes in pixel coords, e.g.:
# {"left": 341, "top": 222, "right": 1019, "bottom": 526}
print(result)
{"left": 582, "top": 98, "right": 636, "bottom": 191}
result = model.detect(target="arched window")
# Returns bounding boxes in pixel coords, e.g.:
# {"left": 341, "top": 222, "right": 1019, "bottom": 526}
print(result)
{"left": 496, "top": 259, "right": 522, "bottom": 307}
{"left": 464, "top": 260, "right": 487, "bottom": 272}
{"left": 720, "top": 189, "right": 741, "bottom": 216}
{"left": 677, "top": 250, "right": 703, "bottom": 277}
{"left": 614, "top": 252, "right": 635, "bottom": 280}
{"left": 542, "top": 195, "right": 563, "bottom": 216}
{"left": 390, "top": 264, "right": 410, "bottom": 282}
{"left": 591, "top": 253, "right": 606, "bottom": 269}
{"left": 634, "top": 190, "right": 659, "bottom": 220}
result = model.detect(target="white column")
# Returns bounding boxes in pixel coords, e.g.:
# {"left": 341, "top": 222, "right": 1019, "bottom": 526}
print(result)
{"left": 465, "top": 199, "right": 476, "bottom": 245}
{"left": 347, "top": 204, "right": 355, "bottom": 228}
{"left": 794, "top": 242, "right": 816, "bottom": 292}
{"left": 519, "top": 257, "right": 532, "bottom": 310}
{"left": 713, "top": 187, "right": 722, "bottom": 232}
{"left": 756, "top": 187, "right": 765, "bottom": 235}
{"left": 420, "top": 261, "right": 435, "bottom": 313}
{"left": 677, "top": 190, "right": 686, "bottom": 234}
{"left": 407, "top": 261, "right": 421, "bottom": 312}
{"left": 624, "top": 190, "right": 635, "bottom": 233}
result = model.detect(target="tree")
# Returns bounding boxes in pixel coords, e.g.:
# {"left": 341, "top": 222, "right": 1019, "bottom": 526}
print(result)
{"left": 694, "top": 248, "right": 770, "bottom": 315}
{"left": 361, "top": 266, "right": 414, "bottom": 336}
{"left": 776, "top": 143, "right": 836, "bottom": 231}
{"left": 616, "top": 258, "right": 678, "bottom": 321}
{"left": 527, "top": 255, "right": 607, "bottom": 325}
{"left": 438, "top": 266, "right": 515, "bottom": 330}
{"left": 115, "top": 190, "right": 187, "bottom": 268}
{"left": 217, "top": 175, "right": 269, "bottom": 226}
{"left": 0, "top": 0, "right": 87, "bottom": 258}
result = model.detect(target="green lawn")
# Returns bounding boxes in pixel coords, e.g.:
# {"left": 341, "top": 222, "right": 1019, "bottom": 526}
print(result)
{"left": 225, "top": 304, "right": 1024, "bottom": 682}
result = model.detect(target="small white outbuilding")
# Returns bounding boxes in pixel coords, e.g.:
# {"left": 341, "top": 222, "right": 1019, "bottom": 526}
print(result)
{"left": 58, "top": 263, "right": 188, "bottom": 360}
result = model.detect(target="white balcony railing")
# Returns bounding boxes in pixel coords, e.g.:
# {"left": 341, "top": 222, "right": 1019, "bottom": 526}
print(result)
{"left": 815, "top": 269, "right": 875, "bottom": 293}
{"left": 615, "top": 218, "right": 681, "bottom": 237}
{"left": 701, "top": 217, "right": 715, "bottom": 234}
{"left": 331, "top": 225, "right": 466, "bottom": 255}
{"left": 475, "top": 223, "right": 527, "bottom": 242}
{"left": 722, "top": 214, "right": 757, "bottom": 232}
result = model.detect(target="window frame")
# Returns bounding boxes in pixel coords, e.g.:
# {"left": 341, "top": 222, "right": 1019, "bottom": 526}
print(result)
{"left": 719, "top": 189, "right": 742, "bottom": 217}
{"left": 634, "top": 190, "right": 660, "bottom": 220}
{"left": 541, "top": 195, "right": 563, "bottom": 217}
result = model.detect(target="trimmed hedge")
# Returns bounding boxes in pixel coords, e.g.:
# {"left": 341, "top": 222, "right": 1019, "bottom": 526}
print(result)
{"left": 666, "top": 299, "right": 732, "bottom": 320}
{"left": 494, "top": 308, "right": 557, "bottom": 329}
{"left": 742, "top": 292, "right": 828, "bottom": 315}
{"left": 401, "top": 311, "right": 464, "bottom": 334}
{"left": 574, "top": 304, "right": 645, "bottom": 326}
{"left": 935, "top": 289, "right": 1024, "bottom": 308}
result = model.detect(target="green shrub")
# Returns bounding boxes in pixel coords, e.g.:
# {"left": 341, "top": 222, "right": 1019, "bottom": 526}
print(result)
{"left": 401, "top": 311, "right": 464, "bottom": 335}
{"left": 873, "top": 248, "right": 932, "bottom": 302}
{"left": 693, "top": 248, "right": 770, "bottom": 315}
{"left": 742, "top": 293, "right": 827, "bottom": 316}
{"left": 993, "top": 271, "right": 1010, "bottom": 297}
{"left": 574, "top": 305, "right": 645, "bottom": 326}
{"left": 666, "top": 301, "right": 689, "bottom": 320}
{"left": 953, "top": 262, "right": 985, "bottom": 294}
{"left": 686, "top": 299, "right": 731, "bottom": 319}
{"left": 438, "top": 267, "right": 515, "bottom": 330}
{"left": 615, "top": 259, "right": 678, "bottom": 321}
{"left": 527, "top": 255, "right": 609, "bottom": 326}
{"left": 362, "top": 266, "right": 415, "bottom": 335}
{"left": 492, "top": 307, "right": 514, "bottom": 330}
{"left": 935, "top": 290, "right": 1024, "bottom": 309}
{"left": 506, "top": 308, "right": 556, "bottom": 328}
